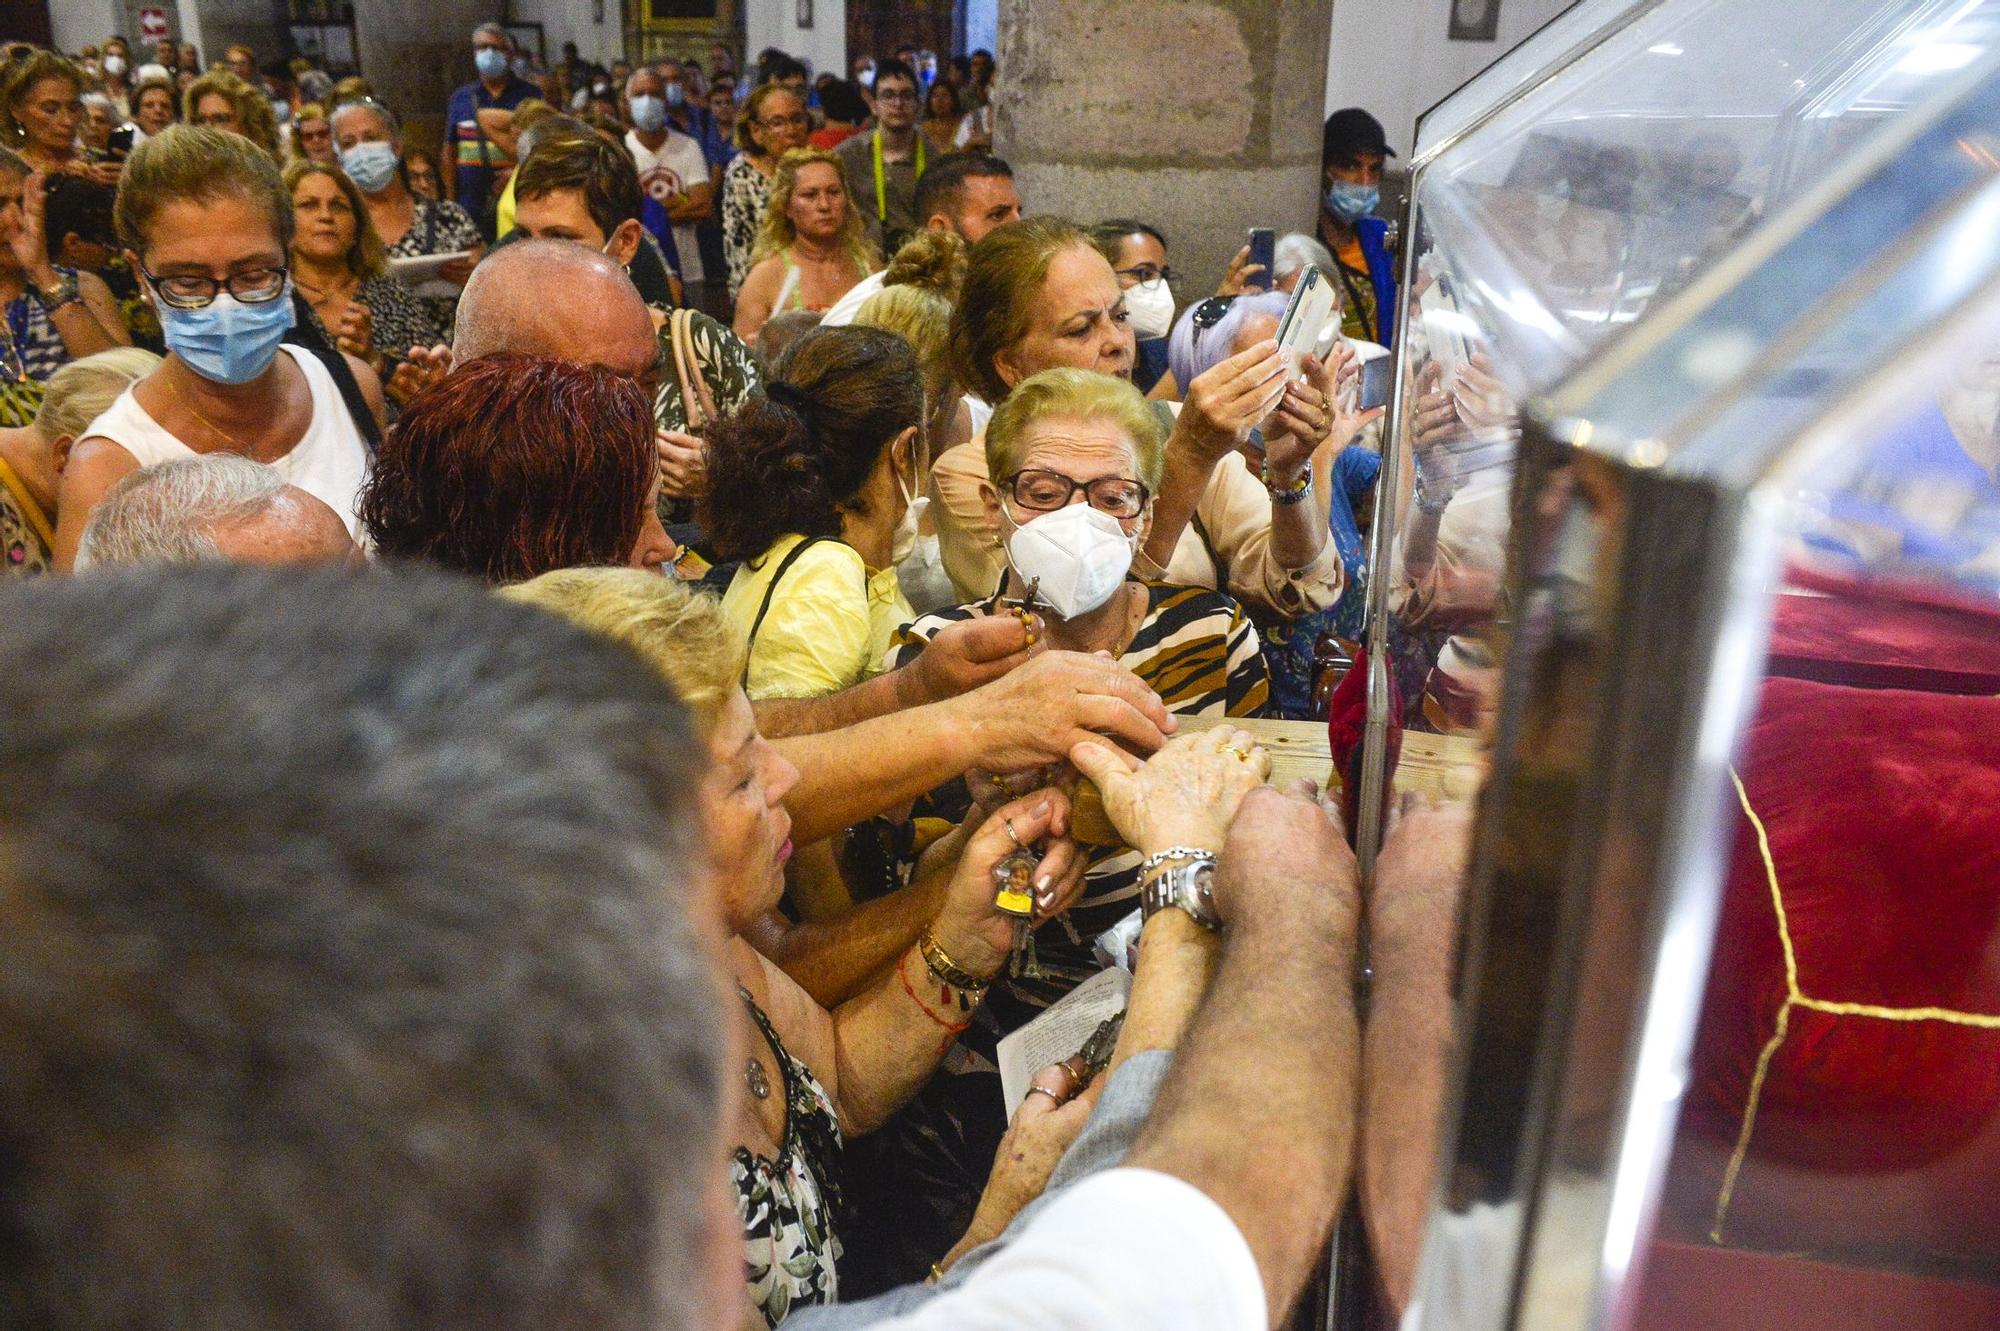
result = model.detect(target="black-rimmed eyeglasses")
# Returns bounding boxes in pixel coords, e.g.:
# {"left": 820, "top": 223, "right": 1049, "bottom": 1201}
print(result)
{"left": 1004, "top": 469, "right": 1150, "bottom": 519}
{"left": 139, "top": 263, "right": 289, "bottom": 310}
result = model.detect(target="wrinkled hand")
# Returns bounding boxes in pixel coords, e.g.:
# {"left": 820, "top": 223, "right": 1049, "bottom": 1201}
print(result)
{"left": 656, "top": 429, "right": 708, "bottom": 499}
{"left": 905, "top": 613, "right": 1044, "bottom": 708}
{"left": 7, "top": 170, "right": 50, "bottom": 277}
{"left": 1372, "top": 793, "right": 1475, "bottom": 946}
{"left": 1070, "top": 726, "right": 1270, "bottom": 857}
{"left": 1174, "top": 338, "right": 1291, "bottom": 463}
{"left": 1216, "top": 243, "right": 1267, "bottom": 297}
{"left": 439, "top": 246, "right": 482, "bottom": 287}
{"left": 931, "top": 790, "right": 1088, "bottom": 978}
{"left": 333, "top": 299, "right": 374, "bottom": 360}
{"left": 385, "top": 342, "right": 451, "bottom": 407}
{"left": 1260, "top": 346, "right": 1382, "bottom": 484}
{"left": 944, "top": 1059, "right": 1107, "bottom": 1272}
{"left": 1211, "top": 783, "right": 1360, "bottom": 931}
{"left": 960, "top": 649, "right": 1176, "bottom": 773}
{"left": 1451, "top": 352, "right": 1515, "bottom": 432}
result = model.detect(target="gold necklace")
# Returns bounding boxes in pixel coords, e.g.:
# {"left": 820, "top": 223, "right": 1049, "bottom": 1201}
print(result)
{"left": 159, "top": 365, "right": 249, "bottom": 452}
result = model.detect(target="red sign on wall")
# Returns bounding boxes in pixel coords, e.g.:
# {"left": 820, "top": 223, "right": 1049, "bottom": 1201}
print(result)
{"left": 139, "top": 8, "right": 170, "bottom": 43}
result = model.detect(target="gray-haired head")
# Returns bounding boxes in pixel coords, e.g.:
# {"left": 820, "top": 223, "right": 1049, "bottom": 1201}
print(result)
{"left": 329, "top": 96, "right": 398, "bottom": 140}
{"left": 75, "top": 455, "right": 356, "bottom": 570}
{"left": 1167, "top": 288, "right": 1291, "bottom": 390}
{"left": 0, "top": 563, "right": 729, "bottom": 1329}
{"left": 472, "top": 21, "right": 513, "bottom": 49}
{"left": 296, "top": 68, "right": 335, "bottom": 106}
{"left": 1273, "top": 231, "right": 1336, "bottom": 291}
{"left": 453, "top": 237, "right": 655, "bottom": 375}
{"left": 517, "top": 111, "right": 590, "bottom": 163}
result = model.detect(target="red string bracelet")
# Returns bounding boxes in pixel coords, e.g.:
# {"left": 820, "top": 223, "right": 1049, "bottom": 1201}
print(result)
{"left": 898, "top": 950, "right": 971, "bottom": 1053}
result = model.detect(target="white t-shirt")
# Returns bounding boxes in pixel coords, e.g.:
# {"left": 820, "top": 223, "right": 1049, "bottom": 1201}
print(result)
{"left": 820, "top": 269, "right": 886, "bottom": 327}
{"left": 861, "top": 1168, "right": 1265, "bottom": 1331}
{"left": 81, "top": 346, "right": 372, "bottom": 541}
{"left": 626, "top": 127, "right": 710, "bottom": 284}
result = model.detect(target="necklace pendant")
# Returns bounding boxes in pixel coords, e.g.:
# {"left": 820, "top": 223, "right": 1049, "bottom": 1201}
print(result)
{"left": 744, "top": 1056, "right": 771, "bottom": 1100}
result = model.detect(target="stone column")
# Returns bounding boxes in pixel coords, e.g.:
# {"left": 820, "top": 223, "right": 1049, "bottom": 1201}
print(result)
{"left": 351, "top": 0, "right": 495, "bottom": 155}
{"left": 994, "top": 0, "right": 1335, "bottom": 295}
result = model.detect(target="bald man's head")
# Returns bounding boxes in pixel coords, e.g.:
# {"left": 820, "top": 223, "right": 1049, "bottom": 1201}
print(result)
{"left": 210, "top": 488, "right": 359, "bottom": 566}
{"left": 76, "top": 457, "right": 359, "bottom": 570}
{"left": 452, "top": 240, "right": 660, "bottom": 389}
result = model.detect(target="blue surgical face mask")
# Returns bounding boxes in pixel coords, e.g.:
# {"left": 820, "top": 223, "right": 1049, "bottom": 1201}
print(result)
{"left": 664, "top": 82, "right": 685, "bottom": 108}
{"left": 628, "top": 93, "right": 666, "bottom": 131}
{"left": 473, "top": 47, "right": 510, "bottom": 80}
{"left": 160, "top": 290, "right": 297, "bottom": 385}
{"left": 1325, "top": 181, "right": 1380, "bottom": 224}
{"left": 340, "top": 140, "right": 400, "bottom": 193}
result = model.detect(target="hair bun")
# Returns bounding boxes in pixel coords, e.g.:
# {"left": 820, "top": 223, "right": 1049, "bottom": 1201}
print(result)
{"left": 763, "top": 379, "right": 818, "bottom": 421}
{"left": 883, "top": 229, "right": 967, "bottom": 298}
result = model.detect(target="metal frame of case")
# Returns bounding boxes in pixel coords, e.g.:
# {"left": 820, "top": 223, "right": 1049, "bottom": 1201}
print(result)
{"left": 1391, "top": 33, "right": 2000, "bottom": 1331}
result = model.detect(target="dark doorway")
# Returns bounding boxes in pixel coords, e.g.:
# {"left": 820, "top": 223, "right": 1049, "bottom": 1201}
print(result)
{"left": 845, "top": 0, "right": 956, "bottom": 69}
{"left": 2, "top": 0, "right": 53, "bottom": 47}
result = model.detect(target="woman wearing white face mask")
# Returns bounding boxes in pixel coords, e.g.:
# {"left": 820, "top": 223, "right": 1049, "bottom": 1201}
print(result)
{"left": 855, "top": 365, "right": 1268, "bottom": 1281}
{"left": 705, "top": 325, "right": 926, "bottom": 701}
{"left": 1091, "top": 219, "right": 1177, "bottom": 394}
{"left": 329, "top": 99, "right": 483, "bottom": 333}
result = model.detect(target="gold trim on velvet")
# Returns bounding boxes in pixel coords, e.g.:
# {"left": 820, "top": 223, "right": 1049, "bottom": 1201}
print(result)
{"left": 1708, "top": 769, "right": 2000, "bottom": 1244}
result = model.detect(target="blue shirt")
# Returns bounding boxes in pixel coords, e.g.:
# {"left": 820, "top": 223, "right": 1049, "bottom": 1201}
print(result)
{"left": 445, "top": 74, "right": 541, "bottom": 224}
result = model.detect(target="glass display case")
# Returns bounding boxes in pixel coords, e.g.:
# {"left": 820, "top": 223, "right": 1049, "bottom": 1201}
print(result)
{"left": 1365, "top": 3, "right": 2000, "bottom": 1328}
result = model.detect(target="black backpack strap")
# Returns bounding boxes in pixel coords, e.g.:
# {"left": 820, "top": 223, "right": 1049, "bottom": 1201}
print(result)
{"left": 742, "top": 536, "right": 831, "bottom": 687}
{"left": 282, "top": 297, "right": 384, "bottom": 454}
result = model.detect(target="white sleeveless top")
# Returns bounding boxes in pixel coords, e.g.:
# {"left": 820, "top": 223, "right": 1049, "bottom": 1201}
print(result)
{"left": 81, "top": 346, "right": 371, "bottom": 540}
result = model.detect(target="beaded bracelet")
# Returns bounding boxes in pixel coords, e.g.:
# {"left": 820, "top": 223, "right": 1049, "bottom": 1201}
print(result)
{"left": 1261, "top": 463, "right": 1314, "bottom": 505}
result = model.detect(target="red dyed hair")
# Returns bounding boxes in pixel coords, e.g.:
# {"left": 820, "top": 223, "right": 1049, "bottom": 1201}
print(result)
{"left": 360, "top": 355, "right": 655, "bottom": 583}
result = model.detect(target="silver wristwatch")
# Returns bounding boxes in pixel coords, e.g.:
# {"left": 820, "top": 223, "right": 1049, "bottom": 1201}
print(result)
{"left": 1138, "top": 846, "right": 1222, "bottom": 930}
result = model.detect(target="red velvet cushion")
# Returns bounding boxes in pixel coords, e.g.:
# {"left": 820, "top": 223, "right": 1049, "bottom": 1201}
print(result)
{"left": 1669, "top": 673, "right": 2000, "bottom": 1263}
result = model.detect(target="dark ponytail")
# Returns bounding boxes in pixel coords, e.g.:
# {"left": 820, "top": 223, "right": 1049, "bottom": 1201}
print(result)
{"left": 703, "top": 325, "right": 926, "bottom": 561}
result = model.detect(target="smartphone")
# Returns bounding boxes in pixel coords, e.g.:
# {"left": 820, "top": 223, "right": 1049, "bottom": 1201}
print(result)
{"left": 1245, "top": 227, "right": 1276, "bottom": 293}
{"left": 1275, "top": 266, "right": 1336, "bottom": 371}
{"left": 1359, "top": 354, "right": 1394, "bottom": 411}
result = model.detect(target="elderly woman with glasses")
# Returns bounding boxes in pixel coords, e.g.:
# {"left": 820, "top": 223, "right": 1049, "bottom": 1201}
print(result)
{"left": 52, "top": 126, "right": 383, "bottom": 569}
{"left": 720, "top": 84, "right": 810, "bottom": 300}
{"left": 843, "top": 365, "right": 1274, "bottom": 1284}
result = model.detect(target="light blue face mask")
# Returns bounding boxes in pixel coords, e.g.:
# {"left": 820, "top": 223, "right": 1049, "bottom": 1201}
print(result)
{"left": 628, "top": 93, "right": 666, "bottom": 132}
{"left": 160, "top": 290, "right": 297, "bottom": 385}
{"left": 473, "top": 47, "right": 510, "bottom": 80}
{"left": 339, "top": 140, "right": 399, "bottom": 193}
{"left": 1325, "top": 181, "right": 1380, "bottom": 224}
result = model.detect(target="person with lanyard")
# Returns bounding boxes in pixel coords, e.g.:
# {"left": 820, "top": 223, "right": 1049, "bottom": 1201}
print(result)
{"left": 834, "top": 59, "right": 926, "bottom": 259}
{"left": 1318, "top": 107, "right": 1398, "bottom": 347}
{"left": 442, "top": 23, "right": 541, "bottom": 238}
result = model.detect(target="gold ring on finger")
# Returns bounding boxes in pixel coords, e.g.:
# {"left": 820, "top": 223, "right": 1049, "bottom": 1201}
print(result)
{"left": 1003, "top": 816, "right": 1024, "bottom": 848}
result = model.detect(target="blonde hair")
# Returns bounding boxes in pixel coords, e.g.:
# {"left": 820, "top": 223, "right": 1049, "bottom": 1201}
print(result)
{"left": 183, "top": 69, "right": 281, "bottom": 160}
{"left": 750, "top": 148, "right": 876, "bottom": 273}
{"left": 286, "top": 101, "right": 329, "bottom": 165}
{"left": 499, "top": 569, "right": 742, "bottom": 740}
{"left": 857, "top": 229, "right": 965, "bottom": 405}
{"left": 35, "top": 348, "right": 161, "bottom": 442}
{"left": 949, "top": 215, "right": 1091, "bottom": 405}
{"left": 985, "top": 367, "right": 1166, "bottom": 492}
{"left": 283, "top": 158, "right": 386, "bottom": 278}
{"left": 115, "top": 124, "right": 293, "bottom": 253}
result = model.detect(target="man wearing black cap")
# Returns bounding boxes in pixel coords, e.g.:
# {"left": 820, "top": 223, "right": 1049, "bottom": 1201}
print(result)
{"left": 1320, "top": 107, "right": 1398, "bottom": 346}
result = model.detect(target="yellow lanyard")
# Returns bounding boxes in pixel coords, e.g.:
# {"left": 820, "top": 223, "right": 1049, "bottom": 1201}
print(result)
{"left": 870, "top": 129, "right": 926, "bottom": 224}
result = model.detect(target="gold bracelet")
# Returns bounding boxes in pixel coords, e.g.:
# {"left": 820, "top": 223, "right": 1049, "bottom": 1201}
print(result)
{"left": 918, "top": 927, "right": 989, "bottom": 996}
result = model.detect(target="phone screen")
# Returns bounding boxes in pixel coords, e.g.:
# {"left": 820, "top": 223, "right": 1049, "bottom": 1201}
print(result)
{"left": 1246, "top": 228, "right": 1275, "bottom": 293}
{"left": 1359, "top": 355, "right": 1393, "bottom": 411}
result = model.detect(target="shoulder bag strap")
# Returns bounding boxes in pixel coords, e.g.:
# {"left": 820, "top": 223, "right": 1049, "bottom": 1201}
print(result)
{"left": 742, "top": 535, "right": 830, "bottom": 687}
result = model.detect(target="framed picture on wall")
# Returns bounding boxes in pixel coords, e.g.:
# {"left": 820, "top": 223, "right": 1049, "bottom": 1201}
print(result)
{"left": 1450, "top": 0, "right": 1500, "bottom": 41}
{"left": 797, "top": 0, "right": 813, "bottom": 28}
{"left": 505, "top": 21, "right": 545, "bottom": 64}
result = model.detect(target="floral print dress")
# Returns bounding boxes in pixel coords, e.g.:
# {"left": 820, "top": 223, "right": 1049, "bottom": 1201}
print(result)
{"left": 732, "top": 985, "right": 845, "bottom": 1328}
{"left": 721, "top": 155, "right": 776, "bottom": 301}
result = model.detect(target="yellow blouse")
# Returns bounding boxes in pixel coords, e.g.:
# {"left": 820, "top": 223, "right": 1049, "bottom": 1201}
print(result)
{"left": 721, "top": 533, "right": 915, "bottom": 701}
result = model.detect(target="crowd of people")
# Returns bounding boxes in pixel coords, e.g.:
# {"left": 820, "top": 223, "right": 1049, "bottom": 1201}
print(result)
{"left": 0, "top": 22, "right": 1486, "bottom": 1331}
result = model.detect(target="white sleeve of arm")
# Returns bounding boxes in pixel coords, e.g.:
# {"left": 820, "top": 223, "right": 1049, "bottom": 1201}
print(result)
{"left": 863, "top": 1167, "right": 1267, "bottom": 1331}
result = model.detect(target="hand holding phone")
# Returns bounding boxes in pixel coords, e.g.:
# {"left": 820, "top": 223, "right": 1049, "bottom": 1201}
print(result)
{"left": 1245, "top": 227, "right": 1275, "bottom": 294}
